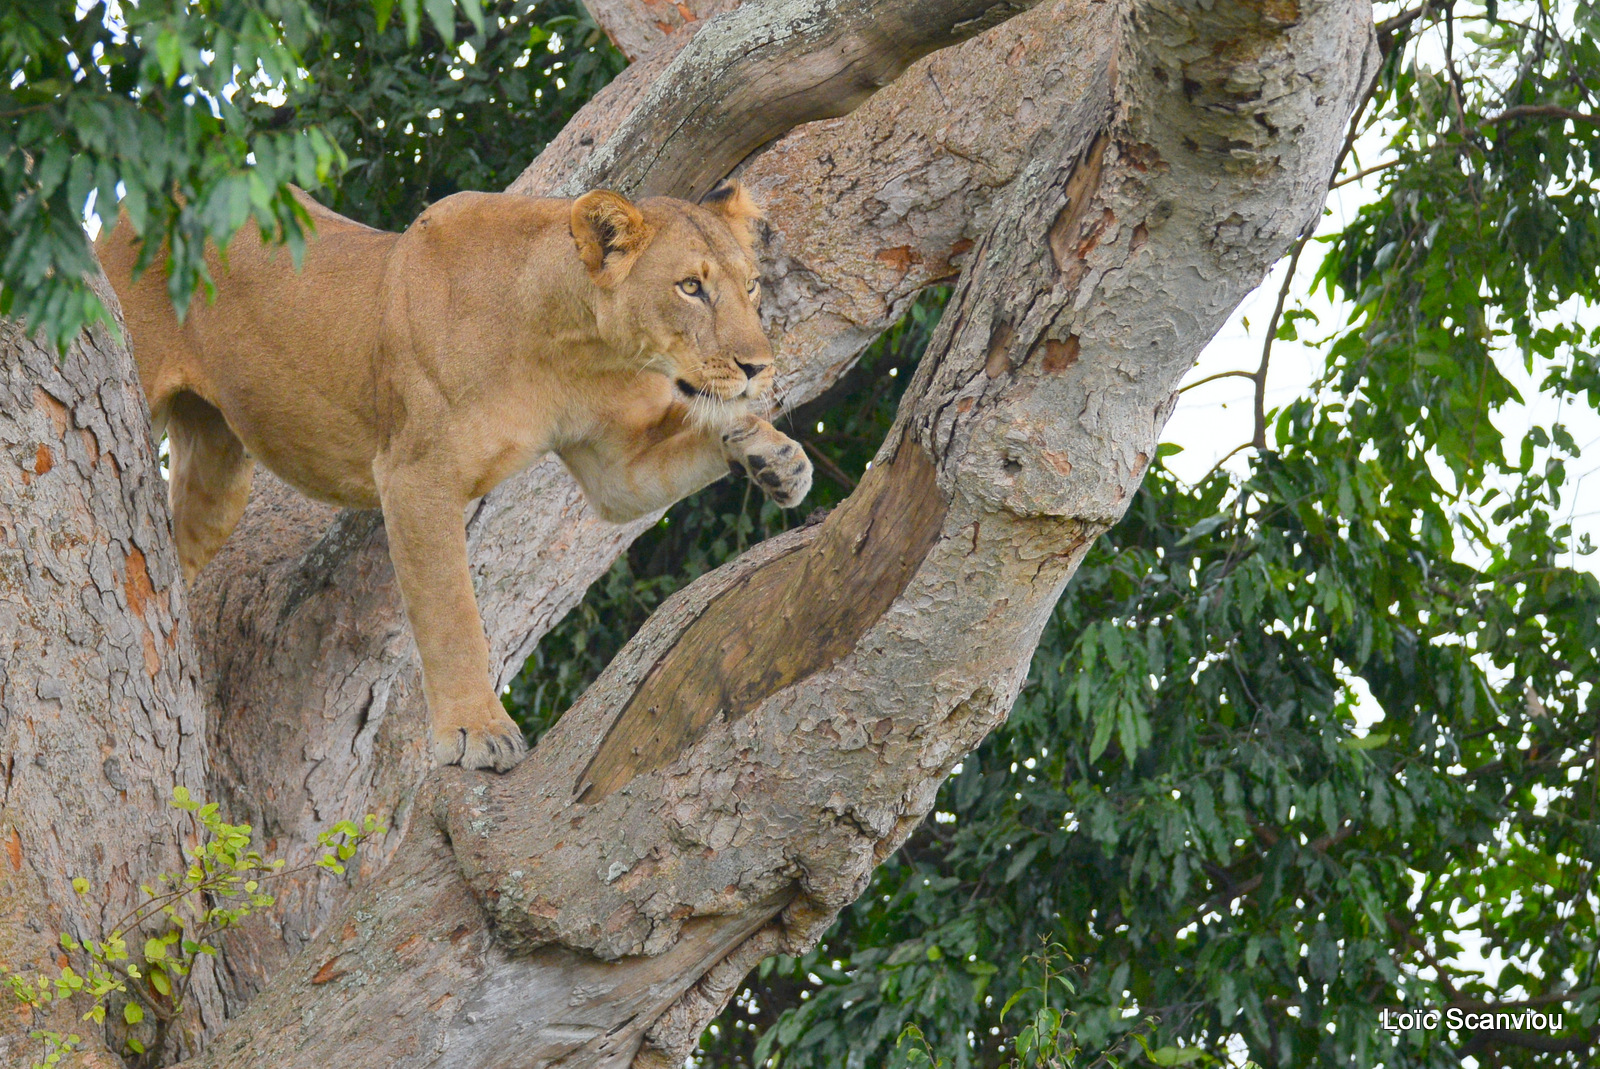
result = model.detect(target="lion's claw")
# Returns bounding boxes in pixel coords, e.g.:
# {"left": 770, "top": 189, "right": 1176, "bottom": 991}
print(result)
{"left": 435, "top": 714, "right": 529, "bottom": 773}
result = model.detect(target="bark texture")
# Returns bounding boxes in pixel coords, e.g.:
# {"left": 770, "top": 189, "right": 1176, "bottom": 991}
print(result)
{"left": 0, "top": 0, "right": 1377, "bottom": 1063}
{"left": 180, "top": 0, "right": 1374, "bottom": 1063}
{"left": 0, "top": 277, "right": 223, "bottom": 1063}
{"left": 586, "top": 0, "right": 732, "bottom": 62}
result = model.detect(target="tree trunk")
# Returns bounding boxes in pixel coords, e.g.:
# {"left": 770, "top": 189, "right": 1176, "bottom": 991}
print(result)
{"left": 0, "top": 275, "right": 225, "bottom": 1063}
{"left": 0, "top": 0, "right": 1375, "bottom": 1064}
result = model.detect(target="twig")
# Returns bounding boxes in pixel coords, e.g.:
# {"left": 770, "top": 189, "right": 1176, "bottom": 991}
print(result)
{"left": 1386, "top": 913, "right": 1465, "bottom": 1002}
{"left": 1330, "top": 157, "right": 1402, "bottom": 189}
{"left": 1197, "top": 440, "right": 1254, "bottom": 484}
{"left": 1333, "top": 105, "right": 1600, "bottom": 195}
{"left": 1458, "top": 1027, "right": 1596, "bottom": 1056}
{"left": 1178, "top": 368, "right": 1257, "bottom": 394}
{"left": 799, "top": 439, "right": 857, "bottom": 491}
{"left": 1375, "top": 2, "right": 1432, "bottom": 45}
{"left": 1247, "top": 68, "right": 1382, "bottom": 450}
{"left": 1251, "top": 234, "right": 1309, "bottom": 449}
{"left": 1443, "top": 6, "right": 1476, "bottom": 146}
{"left": 0, "top": 103, "right": 57, "bottom": 120}
{"left": 1482, "top": 104, "right": 1600, "bottom": 128}
{"left": 1193, "top": 872, "right": 1263, "bottom": 920}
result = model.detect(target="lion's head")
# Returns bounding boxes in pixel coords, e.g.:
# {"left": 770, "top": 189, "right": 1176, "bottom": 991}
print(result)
{"left": 571, "top": 183, "right": 772, "bottom": 418}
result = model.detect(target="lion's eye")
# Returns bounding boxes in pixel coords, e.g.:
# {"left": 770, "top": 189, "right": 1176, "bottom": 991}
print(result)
{"left": 678, "top": 278, "right": 704, "bottom": 298}
{"left": 747, "top": 279, "right": 760, "bottom": 298}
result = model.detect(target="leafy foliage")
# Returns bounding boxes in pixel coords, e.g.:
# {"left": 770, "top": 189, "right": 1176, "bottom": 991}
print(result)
{"left": 896, "top": 941, "right": 1160, "bottom": 1069}
{"left": 287, "top": 0, "right": 623, "bottom": 230}
{"left": 4, "top": 0, "right": 338, "bottom": 352}
{"left": 0, "top": 0, "right": 609, "bottom": 352}
{"left": 2, "top": 789, "right": 384, "bottom": 1069}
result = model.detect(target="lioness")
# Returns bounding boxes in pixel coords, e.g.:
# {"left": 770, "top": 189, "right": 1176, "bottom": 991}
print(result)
{"left": 98, "top": 183, "right": 812, "bottom": 772}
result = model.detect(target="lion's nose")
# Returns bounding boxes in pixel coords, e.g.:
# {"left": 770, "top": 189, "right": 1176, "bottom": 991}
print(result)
{"left": 735, "top": 360, "right": 770, "bottom": 381}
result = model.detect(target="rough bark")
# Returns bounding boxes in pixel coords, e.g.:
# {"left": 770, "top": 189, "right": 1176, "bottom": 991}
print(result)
{"left": 0, "top": 276, "right": 224, "bottom": 1063}
{"left": 585, "top": 0, "right": 732, "bottom": 62}
{"left": 171, "top": 0, "right": 1376, "bottom": 1063}
{"left": 196, "top": 0, "right": 1128, "bottom": 1005}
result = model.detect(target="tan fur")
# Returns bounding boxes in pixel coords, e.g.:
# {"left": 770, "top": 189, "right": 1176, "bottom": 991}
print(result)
{"left": 98, "top": 184, "right": 811, "bottom": 772}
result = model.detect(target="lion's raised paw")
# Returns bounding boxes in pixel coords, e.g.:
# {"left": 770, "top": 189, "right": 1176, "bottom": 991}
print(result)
{"left": 726, "top": 423, "right": 813, "bottom": 509}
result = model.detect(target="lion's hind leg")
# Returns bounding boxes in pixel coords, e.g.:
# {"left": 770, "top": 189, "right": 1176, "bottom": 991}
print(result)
{"left": 165, "top": 391, "right": 254, "bottom": 583}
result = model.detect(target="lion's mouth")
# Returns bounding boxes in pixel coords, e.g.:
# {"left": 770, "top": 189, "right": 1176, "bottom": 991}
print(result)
{"left": 678, "top": 378, "right": 755, "bottom": 402}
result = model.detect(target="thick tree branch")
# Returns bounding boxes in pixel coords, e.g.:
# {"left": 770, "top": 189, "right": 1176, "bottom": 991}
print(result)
{"left": 0, "top": 276, "right": 224, "bottom": 1062}
{"left": 556, "top": 0, "right": 1049, "bottom": 199}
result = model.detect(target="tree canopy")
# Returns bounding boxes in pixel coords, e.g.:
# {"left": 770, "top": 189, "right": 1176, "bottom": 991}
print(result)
{"left": 0, "top": 0, "right": 612, "bottom": 349}
{"left": 2, "top": 1, "right": 1597, "bottom": 1067}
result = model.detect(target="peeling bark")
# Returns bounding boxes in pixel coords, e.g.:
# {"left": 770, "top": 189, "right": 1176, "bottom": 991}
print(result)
{"left": 584, "top": 0, "right": 732, "bottom": 62}
{"left": 549, "top": 0, "right": 1049, "bottom": 200}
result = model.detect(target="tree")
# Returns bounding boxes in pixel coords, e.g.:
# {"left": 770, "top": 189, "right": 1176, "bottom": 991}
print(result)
{"left": 16, "top": 0, "right": 1564, "bottom": 1067}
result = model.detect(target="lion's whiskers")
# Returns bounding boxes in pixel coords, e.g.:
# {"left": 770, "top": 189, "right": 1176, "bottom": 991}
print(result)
{"left": 686, "top": 389, "right": 752, "bottom": 433}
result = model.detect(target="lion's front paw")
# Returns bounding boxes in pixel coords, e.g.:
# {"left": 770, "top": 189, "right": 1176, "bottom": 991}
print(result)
{"left": 724, "top": 420, "right": 813, "bottom": 509}
{"left": 433, "top": 706, "right": 529, "bottom": 773}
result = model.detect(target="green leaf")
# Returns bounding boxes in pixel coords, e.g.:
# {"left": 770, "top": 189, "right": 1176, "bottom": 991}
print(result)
{"left": 123, "top": 1001, "right": 144, "bottom": 1025}
{"left": 1177, "top": 514, "right": 1229, "bottom": 546}
{"left": 154, "top": 28, "right": 183, "bottom": 86}
{"left": 425, "top": 0, "right": 456, "bottom": 45}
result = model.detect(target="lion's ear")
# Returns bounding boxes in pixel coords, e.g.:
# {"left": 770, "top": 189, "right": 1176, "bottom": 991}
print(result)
{"left": 700, "top": 181, "right": 763, "bottom": 252}
{"left": 571, "top": 190, "right": 655, "bottom": 285}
